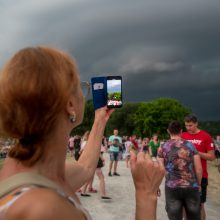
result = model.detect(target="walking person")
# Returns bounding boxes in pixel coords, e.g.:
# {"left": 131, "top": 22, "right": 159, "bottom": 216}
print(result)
{"left": 86, "top": 137, "right": 112, "bottom": 199}
{"left": 80, "top": 131, "right": 96, "bottom": 197}
{"left": 95, "top": 145, "right": 112, "bottom": 200}
{"left": 158, "top": 121, "right": 202, "bottom": 220}
{"left": 80, "top": 131, "right": 110, "bottom": 198}
{"left": 181, "top": 114, "right": 215, "bottom": 220}
{"left": 108, "top": 129, "right": 122, "bottom": 176}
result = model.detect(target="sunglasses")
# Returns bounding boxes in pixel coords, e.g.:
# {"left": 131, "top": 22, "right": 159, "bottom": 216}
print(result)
{"left": 80, "top": 81, "right": 91, "bottom": 99}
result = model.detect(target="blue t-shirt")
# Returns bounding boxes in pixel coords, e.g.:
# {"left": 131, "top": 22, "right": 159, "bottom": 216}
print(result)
{"left": 108, "top": 135, "right": 122, "bottom": 152}
{"left": 158, "top": 138, "right": 199, "bottom": 188}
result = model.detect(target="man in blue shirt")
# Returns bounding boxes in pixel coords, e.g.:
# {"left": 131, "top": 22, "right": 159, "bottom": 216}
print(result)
{"left": 108, "top": 129, "right": 122, "bottom": 176}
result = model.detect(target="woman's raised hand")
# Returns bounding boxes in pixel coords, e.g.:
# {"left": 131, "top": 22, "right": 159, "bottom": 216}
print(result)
{"left": 130, "top": 151, "right": 165, "bottom": 195}
{"left": 94, "top": 106, "right": 115, "bottom": 124}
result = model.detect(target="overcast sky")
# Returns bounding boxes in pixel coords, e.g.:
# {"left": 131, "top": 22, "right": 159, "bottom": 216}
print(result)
{"left": 1, "top": 0, "right": 220, "bottom": 121}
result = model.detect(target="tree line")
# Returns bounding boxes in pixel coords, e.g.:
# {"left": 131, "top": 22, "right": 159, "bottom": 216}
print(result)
{"left": 72, "top": 98, "right": 220, "bottom": 139}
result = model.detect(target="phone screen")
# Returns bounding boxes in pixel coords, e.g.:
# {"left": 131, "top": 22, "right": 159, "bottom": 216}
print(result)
{"left": 106, "top": 76, "right": 122, "bottom": 108}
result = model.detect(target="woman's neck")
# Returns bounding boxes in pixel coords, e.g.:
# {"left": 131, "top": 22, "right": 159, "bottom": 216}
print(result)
{"left": 35, "top": 126, "right": 69, "bottom": 184}
{"left": 0, "top": 134, "right": 69, "bottom": 186}
{"left": 0, "top": 142, "right": 67, "bottom": 185}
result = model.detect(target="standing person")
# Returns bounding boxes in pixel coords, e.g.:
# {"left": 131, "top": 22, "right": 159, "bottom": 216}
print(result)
{"left": 158, "top": 121, "right": 202, "bottom": 220}
{"left": 124, "top": 136, "right": 133, "bottom": 168}
{"left": 0, "top": 46, "right": 114, "bottom": 220}
{"left": 108, "top": 138, "right": 121, "bottom": 176}
{"left": 181, "top": 114, "right": 215, "bottom": 220}
{"left": 0, "top": 46, "right": 165, "bottom": 220}
{"left": 149, "top": 134, "right": 160, "bottom": 158}
{"left": 108, "top": 129, "right": 122, "bottom": 176}
{"left": 214, "top": 135, "right": 220, "bottom": 166}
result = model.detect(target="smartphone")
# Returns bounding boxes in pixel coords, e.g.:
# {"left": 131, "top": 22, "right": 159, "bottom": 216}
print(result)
{"left": 106, "top": 76, "right": 122, "bottom": 108}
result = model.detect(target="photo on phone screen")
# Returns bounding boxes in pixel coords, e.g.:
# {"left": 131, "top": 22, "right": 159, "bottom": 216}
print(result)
{"left": 106, "top": 76, "right": 122, "bottom": 108}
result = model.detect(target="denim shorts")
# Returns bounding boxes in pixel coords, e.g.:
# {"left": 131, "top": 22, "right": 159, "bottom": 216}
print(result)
{"left": 165, "top": 186, "right": 200, "bottom": 220}
{"left": 109, "top": 152, "right": 119, "bottom": 161}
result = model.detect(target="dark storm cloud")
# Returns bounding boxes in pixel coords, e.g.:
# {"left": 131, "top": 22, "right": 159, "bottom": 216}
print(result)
{"left": 1, "top": 0, "right": 220, "bottom": 120}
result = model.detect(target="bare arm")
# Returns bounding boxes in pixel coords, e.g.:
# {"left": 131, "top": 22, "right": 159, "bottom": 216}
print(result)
{"left": 130, "top": 151, "right": 165, "bottom": 220}
{"left": 198, "top": 150, "right": 215, "bottom": 161}
{"left": 65, "top": 107, "right": 114, "bottom": 191}
{"left": 193, "top": 154, "right": 202, "bottom": 185}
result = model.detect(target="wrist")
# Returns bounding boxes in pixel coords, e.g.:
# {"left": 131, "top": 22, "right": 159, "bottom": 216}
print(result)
{"left": 135, "top": 191, "right": 157, "bottom": 220}
{"left": 136, "top": 190, "right": 157, "bottom": 202}
{"left": 92, "top": 119, "right": 106, "bottom": 132}
{"left": 93, "top": 117, "right": 107, "bottom": 128}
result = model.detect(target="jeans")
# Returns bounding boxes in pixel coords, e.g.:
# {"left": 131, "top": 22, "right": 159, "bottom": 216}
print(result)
{"left": 165, "top": 186, "right": 200, "bottom": 220}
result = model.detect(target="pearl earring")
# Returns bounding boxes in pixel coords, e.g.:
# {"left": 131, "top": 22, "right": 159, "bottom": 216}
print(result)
{"left": 70, "top": 113, "right": 76, "bottom": 123}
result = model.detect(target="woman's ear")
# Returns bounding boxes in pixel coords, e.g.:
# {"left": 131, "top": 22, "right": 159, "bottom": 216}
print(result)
{"left": 66, "top": 97, "right": 77, "bottom": 123}
{"left": 66, "top": 95, "right": 75, "bottom": 115}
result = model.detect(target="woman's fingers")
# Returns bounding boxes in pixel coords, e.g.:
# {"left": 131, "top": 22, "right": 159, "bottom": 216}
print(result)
{"left": 136, "top": 151, "right": 145, "bottom": 163}
{"left": 129, "top": 150, "right": 137, "bottom": 169}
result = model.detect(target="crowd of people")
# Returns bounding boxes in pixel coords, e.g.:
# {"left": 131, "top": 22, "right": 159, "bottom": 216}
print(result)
{"left": 67, "top": 130, "right": 162, "bottom": 177}
{"left": 0, "top": 46, "right": 219, "bottom": 220}
{"left": 67, "top": 115, "right": 219, "bottom": 220}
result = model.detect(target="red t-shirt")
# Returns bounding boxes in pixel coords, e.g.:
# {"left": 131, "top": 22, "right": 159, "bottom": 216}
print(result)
{"left": 181, "top": 130, "right": 214, "bottom": 178}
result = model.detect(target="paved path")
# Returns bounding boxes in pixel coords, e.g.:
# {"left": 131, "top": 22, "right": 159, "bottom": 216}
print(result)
{"left": 76, "top": 154, "right": 220, "bottom": 220}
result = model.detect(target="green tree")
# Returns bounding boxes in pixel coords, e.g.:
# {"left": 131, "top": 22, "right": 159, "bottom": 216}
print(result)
{"left": 70, "top": 98, "right": 193, "bottom": 139}
{"left": 199, "top": 121, "right": 220, "bottom": 137}
{"left": 105, "top": 102, "right": 140, "bottom": 136}
{"left": 133, "top": 98, "right": 191, "bottom": 138}
{"left": 108, "top": 92, "right": 122, "bottom": 101}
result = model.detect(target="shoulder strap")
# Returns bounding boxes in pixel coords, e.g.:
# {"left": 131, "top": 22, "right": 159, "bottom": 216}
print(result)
{"left": 0, "top": 172, "right": 63, "bottom": 197}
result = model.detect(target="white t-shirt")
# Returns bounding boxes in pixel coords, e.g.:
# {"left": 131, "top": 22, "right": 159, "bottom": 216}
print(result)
{"left": 124, "top": 140, "right": 132, "bottom": 153}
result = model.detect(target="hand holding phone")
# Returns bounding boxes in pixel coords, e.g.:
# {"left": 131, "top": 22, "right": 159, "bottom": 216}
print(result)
{"left": 91, "top": 76, "right": 122, "bottom": 110}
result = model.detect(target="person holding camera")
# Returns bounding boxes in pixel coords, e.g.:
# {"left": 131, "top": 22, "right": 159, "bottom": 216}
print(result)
{"left": 0, "top": 46, "right": 165, "bottom": 220}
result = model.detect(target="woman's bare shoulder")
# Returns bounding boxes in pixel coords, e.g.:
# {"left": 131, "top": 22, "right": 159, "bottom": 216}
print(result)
{"left": 5, "top": 187, "right": 85, "bottom": 220}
